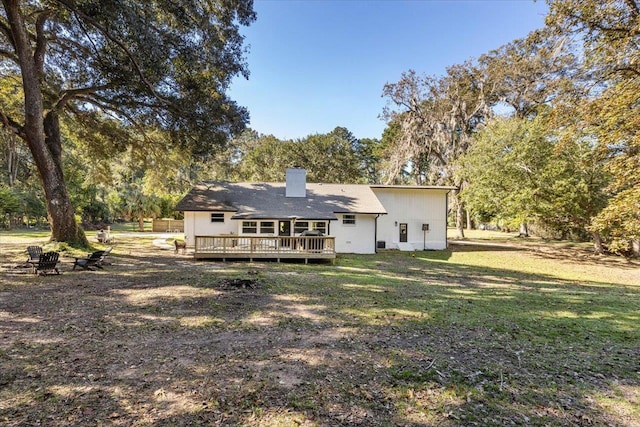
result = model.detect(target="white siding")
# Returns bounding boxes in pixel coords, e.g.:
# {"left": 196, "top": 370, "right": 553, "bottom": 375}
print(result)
{"left": 184, "top": 188, "right": 449, "bottom": 253}
{"left": 373, "top": 188, "right": 448, "bottom": 250}
{"left": 333, "top": 214, "right": 377, "bottom": 254}
{"left": 184, "top": 211, "right": 236, "bottom": 247}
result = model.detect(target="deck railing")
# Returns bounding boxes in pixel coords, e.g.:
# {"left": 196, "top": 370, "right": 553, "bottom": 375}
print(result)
{"left": 194, "top": 235, "right": 336, "bottom": 261}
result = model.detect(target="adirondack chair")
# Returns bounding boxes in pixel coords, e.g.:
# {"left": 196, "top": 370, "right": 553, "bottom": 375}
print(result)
{"left": 95, "top": 246, "right": 113, "bottom": 268}
{"left": 26, "top": 245, "right": 43, "bottom": 263}
{"left": 73, "top": 250, "right": 106, "bottom": 271}
{"left": 33, "top": 251, "right": 60, "bottom": 275}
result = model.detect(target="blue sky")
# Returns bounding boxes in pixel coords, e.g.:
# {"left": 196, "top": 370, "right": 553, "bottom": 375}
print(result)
{"left": 229, "top": 0, "right": 549, "bottom": 141}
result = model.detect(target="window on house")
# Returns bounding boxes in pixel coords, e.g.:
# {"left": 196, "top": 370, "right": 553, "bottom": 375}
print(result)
{"left": 343, "top": 214, "right": 356, "bottom": 225}
{"left": 260, "top": 221, "right": 275, "bottom": 234}
{"left": 312, "top": 222, "right": 326, "bottom": 234}
{"left": 211, "top": 213, "right": 225, "bottom": 223}
{"left": 294, "top": 221, "right": 309, "bottom": 234}
{"left": 242, "top": 221, "right": 257, "bottom": 234}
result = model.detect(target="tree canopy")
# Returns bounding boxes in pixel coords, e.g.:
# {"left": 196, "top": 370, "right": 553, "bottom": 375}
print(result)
{"left": 231, "top": 127, "right": 374, "bottom": 184}
{"left": 1, "top": 0, "right": 638, "bottom": 256}
{"left": 459, "top": 116, "right": 609, "bottom": 240}
{"left": 379, "top": 1, "right": 639, "bottom": 255}
{"left": 544, "top": 0, "right": 640, "bottom": 254}
{"left": 0, "top": 0, "right": 255, "bottom": 244}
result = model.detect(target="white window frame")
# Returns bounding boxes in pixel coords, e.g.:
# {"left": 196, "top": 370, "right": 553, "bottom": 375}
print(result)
{"left": 294, "top": 221, "right": 309, "bottom": 234}
{"left": 260, "top": 221, "right": 275, "bottom": 234}
{"left": 242, "top": 221, "right": 258, "bottom": 234}
{"left": 342, "top": 214, "right": 356, "bottom": 225}
{"left": 312, "top": 221, "right": 327, "bottom": 234}
{"left": 211, "top": 213, "right": 225, "bottom": 223}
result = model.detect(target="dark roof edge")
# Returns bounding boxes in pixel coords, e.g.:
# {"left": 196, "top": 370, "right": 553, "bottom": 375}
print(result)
{"left": 333, "top": 211, "right": 387, "bottom": 215}
{"left": 176, "top": 208, "right": 238, "bottom": 212}
{"left": 231, "top": 215, "right": 338, "bottom": 220}
{"left": 370, "top": 185, "right": 458, "bottom": 190}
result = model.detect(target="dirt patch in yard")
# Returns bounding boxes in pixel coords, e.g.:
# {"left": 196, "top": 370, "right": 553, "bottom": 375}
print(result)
{"left": 1, "top": 237, "right": 638, "bottom": 426}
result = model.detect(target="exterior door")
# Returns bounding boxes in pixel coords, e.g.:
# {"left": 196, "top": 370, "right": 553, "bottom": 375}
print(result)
{"left": 279, "top": 221, "right": 291, "bottom": 247}
{"left": 399, "top": 223, "right": 408, "bottom": 242}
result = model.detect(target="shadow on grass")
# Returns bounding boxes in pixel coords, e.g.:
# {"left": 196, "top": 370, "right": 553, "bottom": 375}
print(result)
{"left": 0, "top": 249, "right": 638, "bottom": 426}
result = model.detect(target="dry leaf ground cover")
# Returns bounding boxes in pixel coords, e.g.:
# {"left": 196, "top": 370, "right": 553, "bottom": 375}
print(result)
{"left": 1, "top": 231, "right": 639, "bottom": 426}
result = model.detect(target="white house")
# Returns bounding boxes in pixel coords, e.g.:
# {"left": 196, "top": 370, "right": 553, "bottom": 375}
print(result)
{"left": 175, "top": 168, "right": 454, "bottom": 258}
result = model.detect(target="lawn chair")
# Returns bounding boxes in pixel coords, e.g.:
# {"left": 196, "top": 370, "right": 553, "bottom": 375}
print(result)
{"left": 96, "top": 246, "right": 113, "bottom": 268}
{"left": 73, "top": 250, "right": 106, "bottom": 271}
{"left": 26, "top": 245, "right": 43, "bottom": 263}
{"left": 174, "top": 239, "right": 186, "bottom": 254}
{"left": 33, "top": 251, "right": 60, "bottom": 275}
{"left": 96, "top": 229, "right": 113, "bottom": 243}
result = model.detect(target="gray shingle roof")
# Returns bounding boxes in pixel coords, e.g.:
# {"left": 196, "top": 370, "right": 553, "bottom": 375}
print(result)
{"left": 175, "top": 181, "right": 387, "bottom": 220}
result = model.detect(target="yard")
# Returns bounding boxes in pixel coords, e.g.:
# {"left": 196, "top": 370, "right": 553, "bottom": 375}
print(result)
{"left": 1, "top": 231, "right": 639, "bottom": 426}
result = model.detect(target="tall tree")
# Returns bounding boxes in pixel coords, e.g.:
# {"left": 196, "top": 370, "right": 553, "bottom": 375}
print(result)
{"left": 546, "top": 0, "right": 640, "bottom": 254}
{"left": 478, "top": 29, "right": 584, "bottom": 236}
{"left": 381, "top": 62, "right": 493, "bottom": 238}
{"left": 378, "top": 120, "right": 410, "bottom": 185}
{"left": 460, "top": 116, "right": 609, "bottom": 241}
{"left": 0, "top": 0, "right": 255, "bottom": 245}
{"left": 298, "top": 130, "right": 362, "bottom": 183}
{"left": 238, "top": 134, "right": 290, "bottom": 182}
{"left": 479, "top": 29, "right": 580, "bottom": 119}
{"left": 357, "top": 137, "right": 383, "bottom": 184}
{"left": 236, "top": 129, "right": 365, "bottom": 184}
{"left": 0, "top": 75, "right": 31, "bottom": 188}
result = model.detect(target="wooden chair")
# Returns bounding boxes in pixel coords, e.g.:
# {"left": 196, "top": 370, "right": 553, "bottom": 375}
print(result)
{"left": 33, "top": 251, "right": 60, "bottom": 275}
{"left": 174, "top": 239, "right": 186, "bottom": 254}
{"left": 96, "top": 246, "right": 113, "bottom": 268}
{"left": 26, "top": 245, "right": 43, "bottom": 263}
{"left": 96, "top": 230, "right": 113, "bottom": 243}
{"left": 73, "top": 250, "right": 106, "bottom": 271}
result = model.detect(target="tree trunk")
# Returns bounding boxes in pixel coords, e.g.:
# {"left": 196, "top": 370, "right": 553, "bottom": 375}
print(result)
{"left": 466, "top": 210, "right": 473, "bottom": 230}
{"left": 519, "top": 222, "right": 529, "bottom": 237}
{"left": 632, "top": 239, "right": 640, "bottom": 258}
{"left": 451, "top": 189, "right": 465, "bottom": 239}
{"left": 4, "top": 131, "right": 19, "bottom": 187}
{"left": 592, "top": 231, "right": 604, "bottom": 255}
{"left": 138, "top": 215, "right": 145, "bottom": 232}
{"left": 3, "top": 1, "right": 87, "bottom": 246}
{"left": 43, "top": 111, "right": 88, "bottom": 245}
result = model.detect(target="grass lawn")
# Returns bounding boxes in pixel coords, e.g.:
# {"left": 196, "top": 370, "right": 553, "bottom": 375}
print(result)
{"left": 1, "top": 231, "right": 638, "bottom": 426}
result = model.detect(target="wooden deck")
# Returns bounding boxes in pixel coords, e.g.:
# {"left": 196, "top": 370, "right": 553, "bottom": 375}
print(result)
{"left": 194, "top": 235, "right": 336, "bottom": 263}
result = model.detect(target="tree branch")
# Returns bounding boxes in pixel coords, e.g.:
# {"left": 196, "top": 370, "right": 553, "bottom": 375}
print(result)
{"left": 53, "top": 84, "right": 112, "bottom": 110}
{"left": 33, "top": 9, "right": 52, "bottom": 74}
{"left": 623, "top": 0, "right": 639, "bottom": 17}
{"left": 0, "top": 107, "right": 26, "bottom": 139}
{"left": 70, "top": 94, "right": 152, "bottom": 141}
{"left": 54, "top": 0, "right": 172, "bottom": 107}
{"left": 567, "top": 11, "right": 637, "bottom": 35}
{"left": 612, "top": 65, "right": 640, "bottom": 78}
{"left": 0, "top": 47, "right": 19, "bottom": 62}
{"left": 0, "top": 17, "right": 16, "bottom": 49}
